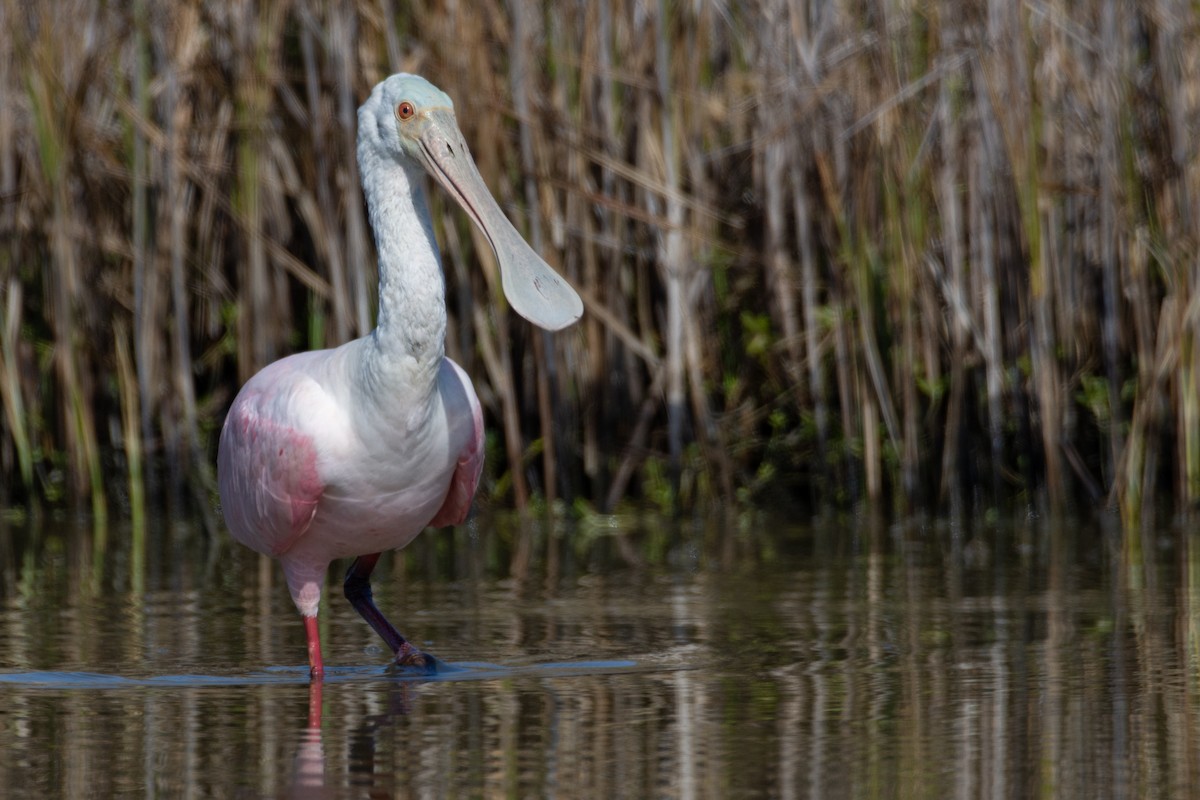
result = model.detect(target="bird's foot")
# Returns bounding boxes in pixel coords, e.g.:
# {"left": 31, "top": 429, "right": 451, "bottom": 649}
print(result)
{"left": 391, "top": 644, "right": 440, "bottom": 676}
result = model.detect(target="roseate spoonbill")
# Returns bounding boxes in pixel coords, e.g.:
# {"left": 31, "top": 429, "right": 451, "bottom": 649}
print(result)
{"left": 217, "top": 74, "right": 582, "bottom": 680}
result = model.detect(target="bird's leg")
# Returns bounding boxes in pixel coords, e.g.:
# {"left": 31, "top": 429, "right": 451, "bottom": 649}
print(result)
{"left": 304, "top": 615, "right": 325, "bottom": 681}
{"left": 343, "top": 553, "right": 435, "bottom": 672}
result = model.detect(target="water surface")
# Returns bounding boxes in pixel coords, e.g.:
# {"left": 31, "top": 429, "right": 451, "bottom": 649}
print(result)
{"left": 1, "top": 510, "right": 1197, "bottom": 798}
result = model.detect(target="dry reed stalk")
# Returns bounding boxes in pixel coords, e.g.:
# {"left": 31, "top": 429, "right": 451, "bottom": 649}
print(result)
{"left": 576, "top": 6, "right": 607, "bottom": 497}
{"left": 1098, "top": 0, "right": 1127, "bottom": 486}
{"left": 299, "top": 7, "right": 351, "bottom": 346}
{"left": 0, "top": 280, "right": 33, "bottom": 493}
{"left": 234, "top": 3, "right": 283, "bottom": 381}
{"left": 0, "top": 3, "right": 28, "bottom": 498}
{"left": 971, "top": 64, "right": 1007, "bottom": 502}
{"left": 131, "top": 0, "right": 156, "bottom": 508}
{"left": 655, "top": 0, "right": 688, "bottom": 505}
{"left": 114, "top": 321, "right": 145, "bottom": 536}
{"left": 331, "top": 2, "right": 374, "bottom": 337}
{"left": 938, "top": 65, "right": 969, "bottom": 502}
{"left": 1020, "top": 8, "right": 1068, "bottom": 509}
{"left": 24, "top": 19, "right": 108, "bottom": 521}
{"left": 5, "top": 0, "right": 1200, "bottom": 524}
{"left": 1152, "top": 1, "right": 1200, "bottom": 505}
{"left": 762, "top": 0, "right": 804, "bottom": 402}
{"left": 508, "top": 0, "right": 560, "bottom": 507}
{"left": 833, "top": 304, "right": 860, "bottom": 499}
{"left": 463, "top": 7, "right": 531, "bottom": 510}
{"left": 163, "top": 8, "right": 218, "bottom": 531}
{"left": 596, "top": 0, "right": 628, "bottom": 503}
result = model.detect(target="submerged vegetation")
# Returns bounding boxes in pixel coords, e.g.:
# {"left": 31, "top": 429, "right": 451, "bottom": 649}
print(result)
{"left": 0, "top": 0, "right": 1197, "bottom": 526}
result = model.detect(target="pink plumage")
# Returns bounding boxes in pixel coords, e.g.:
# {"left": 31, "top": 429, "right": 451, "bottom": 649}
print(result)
{"left": 217, "top": 74, "right": 580, "bottom": 680}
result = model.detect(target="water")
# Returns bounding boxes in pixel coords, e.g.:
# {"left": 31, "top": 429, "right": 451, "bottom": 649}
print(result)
{"left": 0, "top": 510, "right": 1197, "bottom": 798}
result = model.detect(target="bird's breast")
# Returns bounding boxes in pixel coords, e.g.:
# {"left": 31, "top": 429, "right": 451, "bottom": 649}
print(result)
{"left": 297, "top": 357, "right": 477, "bottom": 560}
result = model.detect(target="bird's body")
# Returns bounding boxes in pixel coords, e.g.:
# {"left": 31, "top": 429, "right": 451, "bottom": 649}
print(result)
{"left": 217, "top": 74, "right": 581, "bottom": 679}
{"left": 218, "top": 347, "right": 482, "bottom": 613}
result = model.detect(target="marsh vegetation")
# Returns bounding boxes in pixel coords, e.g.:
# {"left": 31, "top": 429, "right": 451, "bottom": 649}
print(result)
{"left": 1, "top": 0, "right": 1196, "bottom": 526}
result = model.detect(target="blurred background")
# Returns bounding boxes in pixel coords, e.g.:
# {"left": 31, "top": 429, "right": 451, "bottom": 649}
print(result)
{"left": 1, "top": 0, "right": 1197, "bottom": 529}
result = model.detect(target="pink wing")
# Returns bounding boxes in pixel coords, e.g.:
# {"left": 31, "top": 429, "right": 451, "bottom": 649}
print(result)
{"left": 428, "top": 392, "right": 484, "bottom": 527}
{"left": 217, "top": 381, "right": 325, "bottom": 558}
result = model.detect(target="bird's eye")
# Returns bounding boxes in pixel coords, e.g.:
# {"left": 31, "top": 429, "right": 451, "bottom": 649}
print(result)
{"left": 396, "top": 101, "right": 415, "bottom": 120}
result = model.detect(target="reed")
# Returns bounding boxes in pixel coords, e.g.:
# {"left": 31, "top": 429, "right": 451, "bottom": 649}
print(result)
{"left": 0, "top": 0, "right": 1197, "bottom": 524}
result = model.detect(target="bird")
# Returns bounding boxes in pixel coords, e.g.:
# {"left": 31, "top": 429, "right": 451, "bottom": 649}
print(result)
{"left": 217, "top": 73, "right": 583, "bottom": 680}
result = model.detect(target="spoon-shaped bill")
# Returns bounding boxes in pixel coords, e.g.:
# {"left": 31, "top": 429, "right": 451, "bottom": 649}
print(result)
{"left": 415, "top": 110, "right": 583, "bottom": 331}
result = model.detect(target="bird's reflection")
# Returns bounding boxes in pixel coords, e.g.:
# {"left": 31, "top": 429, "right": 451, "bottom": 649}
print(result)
{"left": 285, "top": 678, "right": 415, "bottom": 799}
{"left": 285, "top": 682, "right": 329, "bottom": 799}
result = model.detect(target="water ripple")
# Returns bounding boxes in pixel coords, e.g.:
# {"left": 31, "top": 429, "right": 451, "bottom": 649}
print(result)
{"left": 0, "top": 658, "right": 644, "bottom": 690}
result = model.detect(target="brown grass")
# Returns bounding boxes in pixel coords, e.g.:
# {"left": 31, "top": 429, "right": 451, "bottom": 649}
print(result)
{"left": 0, "top": 0, "right": 1197, "bottom": 524}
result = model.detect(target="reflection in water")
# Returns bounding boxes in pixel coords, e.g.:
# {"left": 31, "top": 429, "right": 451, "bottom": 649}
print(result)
{"left": 289, "top": 682, "right": 326, "bottom": 798}
{"left": 0, "top": 511, "right": 1198, "bottom": 797}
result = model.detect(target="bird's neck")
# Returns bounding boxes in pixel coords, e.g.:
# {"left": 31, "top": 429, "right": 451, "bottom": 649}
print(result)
{"left": 357, "top": 144, "right": 446, "bottom": 394}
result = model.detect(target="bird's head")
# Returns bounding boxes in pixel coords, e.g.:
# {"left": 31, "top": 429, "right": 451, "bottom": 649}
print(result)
{"left": 360, "top": 73, "right": 583, "bottom": 332}
{"left": 366, "top": 74, "right": 456, "bottom": 163}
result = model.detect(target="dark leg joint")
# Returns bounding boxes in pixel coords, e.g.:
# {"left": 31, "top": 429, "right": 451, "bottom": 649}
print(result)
{"left": 343, "top": 566, "right": 373, "bottom": 604}
{"left": 343, "top": 552, "right": 382, "bottom": 604}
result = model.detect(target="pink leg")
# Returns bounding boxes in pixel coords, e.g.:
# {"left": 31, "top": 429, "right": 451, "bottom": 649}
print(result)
{"left": 307, "top": 679, "right": 324, "bottom": 728}
{"left": 343, "top": 553, "right": 434, "bottom": 671}
{"left": 304, "top": 615, "right": 325, "bottom": 681}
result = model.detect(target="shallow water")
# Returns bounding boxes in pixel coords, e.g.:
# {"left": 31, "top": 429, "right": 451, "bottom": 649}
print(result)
{"left": 0, "top": 510, "right": 1197, "bottom": 798}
